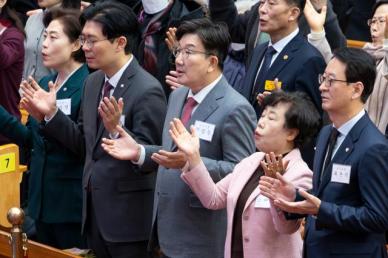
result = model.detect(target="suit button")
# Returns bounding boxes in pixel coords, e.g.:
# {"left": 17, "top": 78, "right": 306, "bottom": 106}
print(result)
{"left": 244, "top": 237, "right": 249, "bottom": 243}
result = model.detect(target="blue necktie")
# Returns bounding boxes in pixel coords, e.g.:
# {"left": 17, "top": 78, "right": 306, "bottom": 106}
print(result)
{"left": 251, "top": 46, "right": 277, "bottom": 101}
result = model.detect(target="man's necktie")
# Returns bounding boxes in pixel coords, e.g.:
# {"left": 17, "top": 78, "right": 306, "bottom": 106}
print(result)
{"left": 251, "top": 45, "right": 277, "bottom": 101}
{"left": 321, "top": 127, "right": 339, "bottom": 180}
{"left": 102, "top": 81, "right": 113, "bottom": 99}
{"left": 181, "top": 97, "right": 197, "bottom": 126}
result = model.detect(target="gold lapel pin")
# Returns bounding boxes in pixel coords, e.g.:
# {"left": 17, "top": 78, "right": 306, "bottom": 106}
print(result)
{"left": 283, "top": 55, "right": 288, "bottom": 60}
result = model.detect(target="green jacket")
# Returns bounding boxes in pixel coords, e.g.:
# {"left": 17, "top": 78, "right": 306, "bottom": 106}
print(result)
{"left": 0, "top": 64, "right": 89, "bottom": 223}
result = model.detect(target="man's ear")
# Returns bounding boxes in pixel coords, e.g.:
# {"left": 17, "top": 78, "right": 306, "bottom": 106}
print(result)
{"left": 288, "top": 6, "right": 301, "bottom": 22}
{"left": 207, "top": 55, "right": 219, "bottom": 73}
{"left": 116, "top": 36, "right": 128, "bottom": 52}
{"left": 351, "top": 81, "right": 364, "bottom": 101}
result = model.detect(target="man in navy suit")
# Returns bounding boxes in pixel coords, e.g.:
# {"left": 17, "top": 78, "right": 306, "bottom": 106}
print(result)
{"left": 260, "top": 47, "right": 388, "bottom": 258}
{"left": 241, "top": 0, "right": 326, "bottom": 117}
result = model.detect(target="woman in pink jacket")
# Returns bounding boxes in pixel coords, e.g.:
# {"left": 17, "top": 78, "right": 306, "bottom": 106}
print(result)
{"left": 170, "top": 91, "right": 321, "bottom": 258}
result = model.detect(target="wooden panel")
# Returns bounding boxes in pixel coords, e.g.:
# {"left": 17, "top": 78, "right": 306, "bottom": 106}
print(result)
{"left": 0, "top": 231, "right": 80, "bottom": 258}
{"left": 347, "top": 39, "right": 366, "bottom": 49}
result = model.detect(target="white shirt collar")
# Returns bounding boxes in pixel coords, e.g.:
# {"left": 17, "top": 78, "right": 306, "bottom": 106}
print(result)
{"left": 269, "top": 28, "right": 299, "bottom": 54}
{"left": 335, "top": 109, "right": 366, "bottom": 137}
{"left": 104, "top": 55, "right": 134, "bottom": 88}
{"left": 187, "top": 75, "right": 222, "bottom": 104}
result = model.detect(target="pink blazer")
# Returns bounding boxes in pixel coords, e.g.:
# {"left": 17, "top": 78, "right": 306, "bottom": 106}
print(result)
{"left": 181, "top": 149, "right": 312, "bottom": 258}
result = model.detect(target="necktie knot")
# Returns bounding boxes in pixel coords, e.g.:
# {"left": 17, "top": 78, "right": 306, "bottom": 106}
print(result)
{"left": 103, "top": 81, "right": 113, "bottom": 99}
{"left": 181, "top": 97, "right": 197, "bottom": 125}
{"left": 266, "top": 46, "right": 277, "bottom": 57}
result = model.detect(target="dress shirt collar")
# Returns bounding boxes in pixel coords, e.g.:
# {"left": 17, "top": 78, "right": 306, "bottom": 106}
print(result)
{"left": 269, "top": 28, "right": 299, "bottom": 54}
{"left": 335, "top": 109, "right": 365, "bottom": 137}
{"left": 104, "top": 55, "right": 134, "bottom": 88}
{"left": 187, "top": 75, "right": 222, "bottom": 104}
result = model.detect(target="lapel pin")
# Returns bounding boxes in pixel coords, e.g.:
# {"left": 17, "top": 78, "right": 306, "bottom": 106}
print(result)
{"left": 283, "top": 55, "right": 288, "bottom": 60}
{"left": 345, "top": 147, "right": 349, "bottom": 152}
{"left": 314, "top": 147, "right": 316, "bottom": 150}
{"left": 63, "top": 87, "right": 67, "bottom": 91}
{"left": 120, "top": 84, "right": 124, "bottom": 88}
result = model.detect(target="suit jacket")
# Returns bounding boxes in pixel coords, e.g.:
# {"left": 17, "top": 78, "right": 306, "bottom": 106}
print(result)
{"left": 42, "top": 58, "right": 167, "bottom": 242}
{"left": 143, "top": 76, "right": 257, "bottom": 258}
{"left": 303, "top": 114, "right": 388, "bottom": 258}
{"left": 0, "top": 64, "right": 89, "bottom": 223}
{"left": 240, "top": 32, "right": 326, "bottom": 117}
{"left": 209, "top": 0, "right": 346, "bottom": 66}
{"left": 181, "top": 149, "right": 312, "bottom": 258}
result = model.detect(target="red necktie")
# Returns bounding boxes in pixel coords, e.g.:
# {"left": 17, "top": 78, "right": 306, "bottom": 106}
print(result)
{"left": 102, "top": 81, "right": 113, "bottom": 99}
{"left": 181, "top": 97, "right": 197, "bottom": 125}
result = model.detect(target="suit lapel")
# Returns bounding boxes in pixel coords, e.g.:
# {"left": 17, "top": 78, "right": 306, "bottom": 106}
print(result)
{"left": 93, "top": 59, "right": 137, "bottom": 149}
{"left": 317, "top": 115, "right": 369, "bottom": 195}
{"left": 313, "top": 127, "right": 331, "bottom": 193}
{"left": 56, "top": 64, "right": 88, "bottom": 100}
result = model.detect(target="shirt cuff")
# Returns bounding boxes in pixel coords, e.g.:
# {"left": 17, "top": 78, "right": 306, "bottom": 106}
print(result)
{"left": 132, "top": 144, "right": 145, "bottom": 165}
{"left": 44, "top": 107, "right": 59, "bottom": 123}
{"left": 308, "top": 29, "right": 326, "bottom": 40}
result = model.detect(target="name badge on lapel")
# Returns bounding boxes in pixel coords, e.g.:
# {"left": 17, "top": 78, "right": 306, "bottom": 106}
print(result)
{"left": 254, "top": 195, "right": 270, "bottom": 208}
{"left": 331, "top": 163, "right": 351, "bottom": 184}
{"left": 57, "top": 98, "right": 71, "bottom": 115}
{"left": 194, "top": 120, "right": 215, "bottom": 142}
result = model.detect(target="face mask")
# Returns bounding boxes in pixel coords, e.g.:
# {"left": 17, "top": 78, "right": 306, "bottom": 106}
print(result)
{"left": 142, "top": 0, "right": 169, "bottom": 14}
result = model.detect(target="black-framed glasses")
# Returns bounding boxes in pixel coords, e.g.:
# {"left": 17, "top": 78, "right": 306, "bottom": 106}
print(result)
{"left": 318, "top": 74, "right": 348, "bottom": 87}
{"left": 172, "top": 47, "right": 213, "bottom": 59}
{"left": 79, "top": 36, "right": 110, "bottom": 48}
{"left": 367, "top": 17, "right": 386, "bottom": 27}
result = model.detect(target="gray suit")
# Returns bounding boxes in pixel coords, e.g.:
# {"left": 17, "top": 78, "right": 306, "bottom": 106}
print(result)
{"left": 42, "top": 58, "right": 167, "bottom": 244}
{"left": 143, "top": 76, "right": 257, "bottom": 258}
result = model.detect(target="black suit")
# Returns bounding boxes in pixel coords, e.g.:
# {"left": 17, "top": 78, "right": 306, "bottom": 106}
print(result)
{"left": 42, "top": 58, "right": 167, "bottom": 257}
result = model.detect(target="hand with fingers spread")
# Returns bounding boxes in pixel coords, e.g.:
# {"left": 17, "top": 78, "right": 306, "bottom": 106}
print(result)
{"left": 101, "top": 125, "right": 141, "bottom": 161}
{"left": 165, "top": 27, "right": 178, "bottom": 52}
{"left": 151, "top": 149, "right": 187, "bottom": 169}
{"left": 260, "top": 152, "right": 289, "bottom": 178}
{"left": 169, "top": 118, "right": 201, "bottom": 168}
{"left": 166, "top": 70, "right": 184, "bottom": 90}
{"left": 304, "top": 0, "right": 327, "bottom": 33}
{"left": 20, "top": 77, "right": 58, "bottom": 120}
{"left": 274, "top": 189, "right": 321, "bottom": 215}
{"left": 98, "top": 97, "right": 124, "bottom": 134}
{"left": 259, "top": 172, "right": 297, "bottom": 203}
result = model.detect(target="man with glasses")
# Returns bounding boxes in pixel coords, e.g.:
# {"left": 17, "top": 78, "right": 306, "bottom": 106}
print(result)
{"left": 101, "top": 18, "right": 257, "bottom": 258}
{"left": 259, "top": 47, "right": 388, "bottom": 258}
{"left": 20, "top": 2, "right": 167, "bottom": 257}
{"left": 240, "top": 0, "right": 326, "bottom": 118}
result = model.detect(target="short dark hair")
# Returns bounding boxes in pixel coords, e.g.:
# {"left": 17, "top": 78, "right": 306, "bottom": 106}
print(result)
{"left": 372, "top": 0, "right": 388, "bottom": 17}
{"left": 80, "top": 1, "right": 139, "bottom": 55}
{"left": 332, "top": 48, "right": 376, "bottom": 103}
{"left": 175, "top": 18, "right": 231, "bottom": 70}
{"left": 262, "top": 91, "right": 321, "bottom": 149}
{"left": 61, "top": 0, "right": 81, "bottom": 9}
{"left": 44, "top": 8, "right": 85, "bottom": 63}
{"left": 286, "top": 0, "right": 306, "bottom": 12}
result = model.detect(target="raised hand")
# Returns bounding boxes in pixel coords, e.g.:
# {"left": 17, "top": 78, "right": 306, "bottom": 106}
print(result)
{"left": 260, "top": 152, "right": 290, "bottom": 178}
{"left": 20, "top": 78, "right": 58, "bottom": 119}
{"left": 259, "top": 172, "right": 296, "bottom": 202}
{"left": 165, "top": 27, "right": 178, "bottom": 52}
{"left": 304, "top": 0, "right": 327, "bottom": 33}
{"left": 151, "top": 150, "right": 187, "bottom": 169}
{"left": 169, "top": 118, "right": 201, "bottom": 168}
{"left": 101, "top": 125, "right": 141, "bottom": 161}
{"left": 98, "top": 97, "right": 124, "bottom": 134}
{"left": 166, "top": 70, "right": 184, "bottom": 91}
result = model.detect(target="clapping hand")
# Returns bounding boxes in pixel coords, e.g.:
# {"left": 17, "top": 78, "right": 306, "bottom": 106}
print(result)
{"left": 168, "top": 118, "right": 202, "bottom": 169}
{"left": 304, "top": 0, "right": 327, "bottom": 33}
{"left": 260, "top": 152, "right": 289, "bottom": 178}
{"left": 257, "top": 78, "right": 281, "bottom": 105}
{"left": 165, "top": 27, "right": 178, "bottom": 52}
{"left": 98, "top": 97, "right": 124, "bottom": 135}
{"left": 101, "top": 125, "right": 141, "bottom": 161}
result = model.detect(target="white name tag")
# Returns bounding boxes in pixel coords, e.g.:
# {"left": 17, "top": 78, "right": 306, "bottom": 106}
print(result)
{"left": 254, "top": 195, "right": 270, "bottom": 208}
{"left": 57, "top": 98, "right": 71, "bottom": 115}
{"left": 331, "top": 163, "right": 351, "bottom": 184}
{"left": 194, "top": 120, "right": 215, "bottom": 142}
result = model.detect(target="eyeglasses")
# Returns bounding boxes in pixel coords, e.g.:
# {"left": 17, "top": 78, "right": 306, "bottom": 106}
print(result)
{"left": 79, "top": 36, "right": 110, "bottom": 48}
{"left": 367, "top": 17, "right": 386, "bottom": 27}
{"left": 172, "top": 47, "right": 213, "bottom": 59}
{"left": 318, "top": 74, "right": 348, "bottom": 87}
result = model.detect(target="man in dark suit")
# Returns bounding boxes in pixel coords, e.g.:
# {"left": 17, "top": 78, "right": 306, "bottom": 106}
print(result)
{"left": 239, "top": 0, "right": 326, "bottom": 118}
{"left": 259, "top": 48, "right": 388, "bottom": 258}
{"left": 20, "top": 2, "right": 167, "bottom": 257}
{"left": 101, "top": 18, "right": 257, "bottom": 258}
